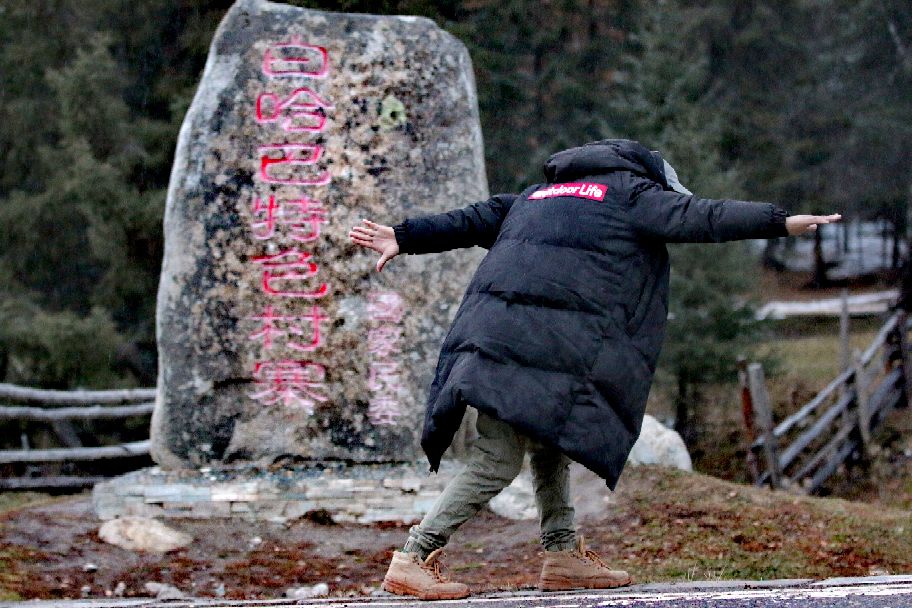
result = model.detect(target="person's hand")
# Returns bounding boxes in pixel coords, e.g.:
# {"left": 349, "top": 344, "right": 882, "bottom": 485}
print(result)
{"left": 785, "top": 214, "right": 842, "bottom": 236}
{"left": 348, "top": 219, "right": 400, "bottom": 272}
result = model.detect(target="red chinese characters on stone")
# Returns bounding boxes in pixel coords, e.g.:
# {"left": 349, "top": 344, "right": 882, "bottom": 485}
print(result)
{"left": 262, "top": 38, "right": 328, "bottom": 78}
{"left": 367, "top": 326, "right": 402, "bottom": 358}
{"left": 366, "top": 292, "right": 406, "bottom": 426}
{"left": 366, "top": 396, "right": 403, "bottom": 426}
{"left": 249, "top": 360, "right": 328, "bottom": 414}
{"left": 259, "top": 144, "right": 330, "bottom": 186}
{"left": 247, "top": 38, "right": 335, "bottom": 416}
{"left": 252, "top": 248, "right": 329, "bottom": 299}
{"left": 248, "top": 304, "right": 329, "bottom": 352}
{"left": 367, "top": 291, "right": 405, "bottom": 323}
{"left": 250, "top": 195, "right": 329, "bottom": 242}
{"left": 367, "top": 360, "right": 406, "bottom": 424}
{"left": 256, "top": 87, "right": 333, "bottom": 133}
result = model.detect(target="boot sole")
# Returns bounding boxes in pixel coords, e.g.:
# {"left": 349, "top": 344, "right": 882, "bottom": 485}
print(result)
{"left": 382, "top": 578, "right": 471, "bottom": 600}
{"left": 538, "top": 575, "right": 633, "bottom": 591}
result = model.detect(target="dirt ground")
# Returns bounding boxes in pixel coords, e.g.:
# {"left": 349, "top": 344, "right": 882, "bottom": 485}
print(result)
{"left": 2, "top": 465, "right": 912, "bottom": 602}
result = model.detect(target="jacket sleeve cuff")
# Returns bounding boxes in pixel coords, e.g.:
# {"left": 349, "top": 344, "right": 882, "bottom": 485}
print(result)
{"left": 393, "top": 221, "right": 412, "bottom": 254}
{"left": 769, "top": 205, "right": 789, "bottom": 238}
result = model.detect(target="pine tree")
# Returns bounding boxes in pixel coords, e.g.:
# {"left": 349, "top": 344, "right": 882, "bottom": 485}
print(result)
{"left": 615, "top": 0, "right": 773, "bottom": 438}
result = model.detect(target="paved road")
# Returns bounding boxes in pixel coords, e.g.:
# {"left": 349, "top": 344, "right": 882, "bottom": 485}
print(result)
{"left": 6, "top": 576, "right": 912, "bottom": 608}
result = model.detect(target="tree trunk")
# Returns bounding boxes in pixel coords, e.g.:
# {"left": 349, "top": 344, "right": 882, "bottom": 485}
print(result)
{"left": 843, "top": 220, "right": 850, "bottom": 254}
{"left": 762, "top": 239, "right": 785, "bottom": 271}
{"left": 674, "top": 372, "right": 691, "bottom": 440}
{"left": 812, "top": 228, "right": 828, "bottom": 287}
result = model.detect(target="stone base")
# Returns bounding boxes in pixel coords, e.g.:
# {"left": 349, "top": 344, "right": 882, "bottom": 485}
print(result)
{"left": 91, "top": 462, "right": 458, "bottom": 524}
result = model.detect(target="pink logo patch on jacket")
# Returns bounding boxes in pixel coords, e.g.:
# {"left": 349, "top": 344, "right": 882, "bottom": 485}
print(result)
{"left": 528, "top": 182, "right": 607, "bottom": 202}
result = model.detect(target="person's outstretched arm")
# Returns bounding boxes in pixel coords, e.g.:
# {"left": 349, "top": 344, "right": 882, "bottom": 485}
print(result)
{"left": 625, "top": 176, "right": 840, "bottom": 242}
{"left": 348, "top": 193, "right": 517, "bottom": 272}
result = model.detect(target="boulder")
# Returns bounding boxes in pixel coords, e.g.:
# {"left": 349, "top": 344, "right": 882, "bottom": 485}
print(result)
{"left": 488, "top": 470, "right": 537, "bottom": 521}
{"left": 627, "top": 414, "right": 693, "bottom": 471}
{"left": 487, "top": 416, "right": 691, "bottom": 521}
{"left": 98, "top": 517, "right": 193, "bottom": 553}
{"left": 152, "top": 0, "right": 488, "bottom": 469}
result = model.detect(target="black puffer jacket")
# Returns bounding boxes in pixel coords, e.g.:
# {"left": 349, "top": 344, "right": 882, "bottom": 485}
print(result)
{"left": 393, "top": 139, "right": 788, "bottom": 489}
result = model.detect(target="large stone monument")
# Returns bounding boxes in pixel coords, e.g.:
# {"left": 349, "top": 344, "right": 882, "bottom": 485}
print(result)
{"left": 94, "top": 1, "right": 489, "bottom": 523}
{"left": 150, "top": 0, "right": 488, "bottom": 469}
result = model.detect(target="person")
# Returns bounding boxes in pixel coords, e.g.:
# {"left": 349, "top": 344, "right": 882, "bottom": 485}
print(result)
{"left": 348, "top": 138, "right": 840, "bottom": 600}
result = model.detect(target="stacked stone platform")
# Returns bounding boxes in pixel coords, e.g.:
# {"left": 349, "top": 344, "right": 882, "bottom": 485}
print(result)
{"left": 92, "top": 462, "right": 457, "bottom": 524}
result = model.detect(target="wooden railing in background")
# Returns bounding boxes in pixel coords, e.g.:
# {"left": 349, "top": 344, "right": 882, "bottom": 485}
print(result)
{"left": 739, "top": 310, "right": 911, "bottom": 493}
{"left": 0, "top": 384, "right": 155, "bottom": 490}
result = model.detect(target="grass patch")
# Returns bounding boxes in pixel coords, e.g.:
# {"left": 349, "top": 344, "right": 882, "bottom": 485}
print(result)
{"left": 758, "top": 329, "right": 878, "bottom": 387}
{"left": 0, "top": 492, "right": 56, "bottom": 515}
{"left": 598, "top": 466, "right": 912, "bottom": 582}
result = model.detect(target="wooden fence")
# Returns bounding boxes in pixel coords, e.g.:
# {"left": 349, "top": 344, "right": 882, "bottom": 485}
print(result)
{"left": 739, "top": 310, "right": 911, "bottom": 493}
{"left": 0, "top": 383, "right": 155, "bottom": 490}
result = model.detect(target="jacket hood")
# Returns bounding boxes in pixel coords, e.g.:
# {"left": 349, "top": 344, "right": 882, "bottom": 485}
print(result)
{"left": 543, "top": 138, "right": 669, "bottom": 188}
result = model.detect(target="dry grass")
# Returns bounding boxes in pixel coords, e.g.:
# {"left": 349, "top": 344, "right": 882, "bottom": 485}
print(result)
{"left": 760, "top": 329, "right": 878, "bottom": 386}
{"left": 594, "top": 466, "right": 912, "bottom": 582}
{"left": 0, "top": 492, "right": 73, "bottom": 516}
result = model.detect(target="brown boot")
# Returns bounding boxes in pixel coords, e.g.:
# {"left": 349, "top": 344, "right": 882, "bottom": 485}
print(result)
{"left": 539, "top": 536, "right": 632, "bottom": 591}
{"left": 381, "top": 548, "right": 470, "bottom": 600}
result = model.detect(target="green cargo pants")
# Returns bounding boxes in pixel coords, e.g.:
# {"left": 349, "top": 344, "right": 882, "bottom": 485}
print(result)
{"left": 403, "top": 411, "right": 577, "bottom": 559}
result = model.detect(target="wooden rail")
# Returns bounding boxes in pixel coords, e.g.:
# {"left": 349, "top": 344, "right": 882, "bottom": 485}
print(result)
{"left": 0, "top": 384, "right": 155, "bottom": 405}
{"left": 0, "top": 440, "right": 151, "bottom": 464}
{"left": 741, "top": 310, "right": 909, "bottom": 493}
{"left": 0, "top": 402, "right": 154, "bottom": 421}
{"left": 1, "top": 383, "right": 155, "bottom": 490}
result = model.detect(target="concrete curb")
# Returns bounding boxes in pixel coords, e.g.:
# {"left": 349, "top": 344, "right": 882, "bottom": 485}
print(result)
{"left": 5, "top": 575, "right": 912, "bottom": 608}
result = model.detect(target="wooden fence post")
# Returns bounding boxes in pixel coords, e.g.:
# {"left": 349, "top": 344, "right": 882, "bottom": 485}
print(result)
{"left": 747, "top": 363, "right": 783, "bottom": 489}
{"left": 896, "top": 310, "right": 912, "bottom": 409}
{"left": 737, "top": 357, "right": 759, "bottom": 483}
{"left": 853, "top": 348, "right": 871, "bottom": 450}
{"left": 839, "top": 288, "right": 851, "bottom": 373}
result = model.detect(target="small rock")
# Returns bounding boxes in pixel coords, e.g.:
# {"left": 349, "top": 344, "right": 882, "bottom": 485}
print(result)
{"left": 82, "top": 563, "right": 98, "bottom": 573}
{"left": 80, "top": 585, "right": 91, "bottom": 598}
{"left": 313, "top": 582, "right": 330, "bottom": 596}
{"left": 214, "top": 582, "right": 226, "bottom": 597}
{"left": 113, "top": 581, "right": 127, "bottom": 597}
{"left": 869, "top": 567, "right": 890, "bottom": 576}
{"left": 286, "top": 583, "right": 330, "bottom": 599}
{"left": 104, "top": 589, "right": 112, "bottom": 597}
{"left": 144, "top": 581, "right": 186, "bottom": 600}
{"left": 99, "top": 517, "right": 192, "bottom": 553}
